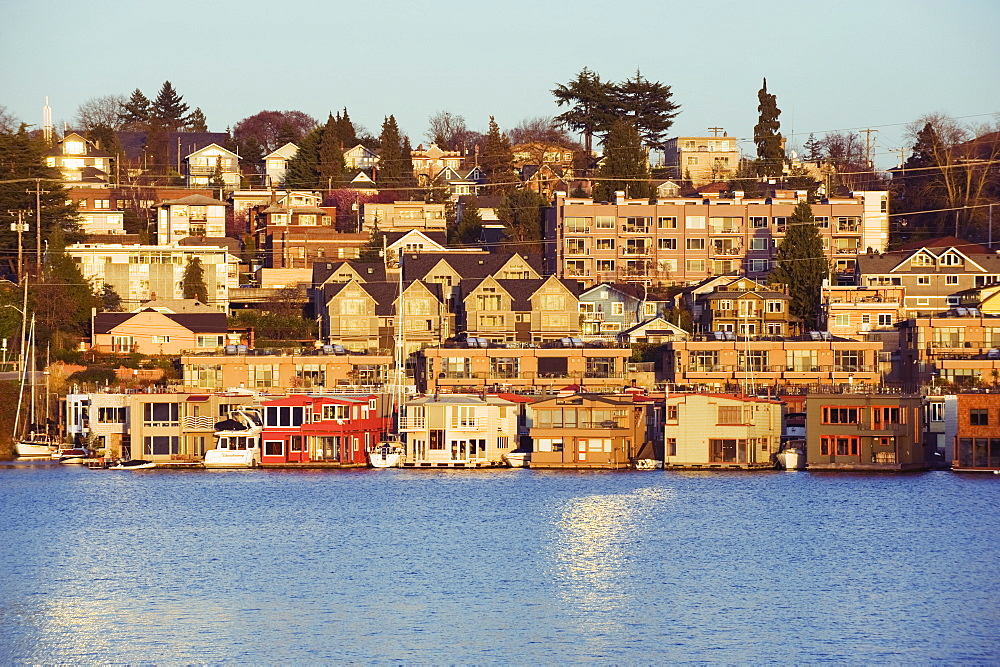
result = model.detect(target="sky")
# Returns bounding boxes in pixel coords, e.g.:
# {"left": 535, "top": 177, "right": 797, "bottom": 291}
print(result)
{"left": 2, "top": 0, "right": 998, "bottom": 169}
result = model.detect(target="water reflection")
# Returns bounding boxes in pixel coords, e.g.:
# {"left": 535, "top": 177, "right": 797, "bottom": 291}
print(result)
{"left": 549, "top": 486, "right": 671, "bottom": 631}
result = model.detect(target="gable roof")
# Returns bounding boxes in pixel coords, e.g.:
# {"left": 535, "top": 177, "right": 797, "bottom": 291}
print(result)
{"left": 265, "top": 142, "right": 299, "bottom": 159}
{"left": 385, "top": 229, "right": 449, "bottom": 248}
{"left": 401, "top": 251, "right": 543, "bottom": 281}
{"left": 461, "top": 277, "right": 579, "bottom": 309}
{"left": 93, "top": 310, "right": 229, "bottom": 335}
{"left": 312, "top": 261, "right": 387, "bottom": 286}
{"left": 184, "top": 143, "right": 239, "bottom": 160}
{"left": 156, "top": 194, "right": 228, "bottom": 207}
{"left": 321, "top": 280, "right": 444, "bottom": 316}
{"left": 895, "top": 236, "right": 989, "bottom": 254}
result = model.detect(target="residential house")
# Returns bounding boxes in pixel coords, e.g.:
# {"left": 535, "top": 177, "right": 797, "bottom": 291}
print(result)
{"left": 184, "top": 144, "right": 240, "bottom": 189}
{"left": 384, "top": 230, "right": 454, "bottom": 265}
{"left": 264, "top": 142, "right": 298, "bottom": 186}
{"left": 344, "top": 144, "right": 379, "bottom": 170}
{"left": 546, "top": 189, "right": 889, "bottom": 288}
{"left": 259, "top": 394, "right": 389, "bottom": 464}
{"left": 617, "top": 317, "right": 689, "bottom": 345}
{"left": 521, "top": 164, "right": 569, "bottom": 199}
{"left": 411, "top": 144, "right": 465, "bottom": 185}
{"left": 67, "top": 243, "right": 239, "bottom": 311}
{"left": 63, "top": 393, "right": 130, "bottom": 455}
{"left": 417, "top": 344, "right": 633, "bottom": 394}
{"left": 662, "top": 393, "right": 782, "bottom": 468}
{"left": 181, "top": 351, "right": 394, "bottom": 392}
{"left": 154, "top": 194, "right": 228, "bottom": 244}
{"left": 953, "top": 393, "right": 1000, "bottom": 471}
{"left": 92, "top": 309, "right": 236, "bottom": 355}
{"left": 804, "top": 393, "right": 926, "bottom": 470}
{"left": 896, "top": 310, "right": 1000, "bottom": 386}
{"left": 527, "top": 393, "right": 649, "bottom": 469}
{"left": 45, "top": 132, "right": 111, "bottom": 186}
{"left": 662, "top": 133, "right": 740, "bottom": 185}
{"left": 856, "top": 238, "right": 1000, "bottom": 317}
{"left": 399, "top": 395, "right": 518, "bottom": 466}
{"left": 362, "top": 201, "right": 447, "bottom": 234}
{"left": 694, "top": 276, "right": 796, "bottom": 336}
{"left": 348, "top": 171, "right": 378, "bottom": 195}
{"left": 511, "top": 142, "right": 575, "bottom": 172}
{"left": 822, "top": 284, "right": 905, "bottom": 339}
{"left": 432, "top": 166, "right": 478, "bottom": 198}
{"left": 252, "top": 192, "right": 355, "bottom": 268}
{"left": 460, "top": 275, "right": 581, "bottom": 344}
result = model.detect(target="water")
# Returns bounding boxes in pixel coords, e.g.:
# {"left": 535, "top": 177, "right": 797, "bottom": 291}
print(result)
{"left": 1, "top": 464, "right": 998, "bottom": 663}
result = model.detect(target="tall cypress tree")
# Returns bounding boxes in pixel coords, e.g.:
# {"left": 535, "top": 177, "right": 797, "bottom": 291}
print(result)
{"left": 769, "top": 201, "right": 829, "bottom": 329}
{"left": 337, "top": 108, "right": 357, "bottom": 148}
{"left": 754, "top": 78, "right": 783, "bottom": 177}
{"left": 481, "top": 116, "right": 515, "bottom": 194}
{"left": 593, "top": 118, "right": 651, "bottom": 201}
{"left": 377, "top": 115, "right": 403, "bottom": 187}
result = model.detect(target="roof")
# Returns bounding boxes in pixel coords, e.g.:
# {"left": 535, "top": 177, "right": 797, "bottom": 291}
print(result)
{"left": 460, "top": 277, "right": 580, "bottom": 310}
{"left": 131, "top": 298, "right": 219, "bottom": 314}
{"left": 157, "top": 194, "right": 228, "bottom": 207}
{"left": 94, "top": 310, "right": 229, "bottom": 335}
{"left": 401, "top": 252, "right": 543, "bottom": 281}
{"left": 320, "top": 280, "right": 444, "bottom": 316}
{"left": 385, "top": 230, "right": 448, "bottom": 247}
{"left": 312, "top": 261, "right": 387, "bottom": 286}
{"left": 895, "top": 236, "right": 989, "bottom": 254}
{"left": 407, "top": 394, "right": 515, "bottom": 407}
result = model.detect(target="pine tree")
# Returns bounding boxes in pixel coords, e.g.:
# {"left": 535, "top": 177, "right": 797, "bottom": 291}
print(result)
{"left": 283, "top": 126, "right": 322, "bottom": 188}
{"left": 593, "top": 118, "right": 651, "bottom": 201}
{"left": 481, "top": 116, "right": 515, "bottom": 194}
{"left": 337, "top": 108, "right": 357, "bottom": 148}
{"left": 377, "top": 115, "right": 403, "bottom": 187}
{"left": 210, "top": 158, "right": 225, "bottom": 195}
{"left": 754, "top": 78, "right": 784, "bottom": 177}
{"left": 552, "top": 68, "right": 615, "bottom": 154}
{"left": 803, "top": 133, "right": 822, "bottom": 163}
{"left": 497, "top": 189, "right": 547, "bottom": 253}
{"left": 152, "top": 81, "right": 190, "bottom": 130}
{"left": 185, "top": 107, "right": 208, "bottom": 132}
{"left": 182, "top": 257, "right": 209, "bottom": 303}
{"left": 119, "top": 89, "right": 152, "bottom": 128}
{"left": 400, "top": 135, "right": 416, "bottom": 189}
{"left": 769, "top": 202, "right": 829, "bottom": 329}
{"left": 452, "top": 196, "right": 483, "bottom": 246}
{"left": 318, "top": 113, "right": 346, "bottom": 186}
{"left": 611, "top": 69, "right": 680, "bottom": 150}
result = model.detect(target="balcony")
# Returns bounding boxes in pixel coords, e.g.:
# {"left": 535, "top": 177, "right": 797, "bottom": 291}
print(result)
{"left": 622, "top": 247, "right": 651, "bottom": 256}
{"left": 835, "top": 247, "right": 860, "bottom": 255}
{"left": 398, "top": 416, "right": 425, "bottom": 429}
{"left": 621, "top": 225, "right": 650, "bottom": 234}
{"left": 584, "top": 370, "right": 625, "bottom": 379}
{"left": 439, "top": 371, "right": 471, "bottom": 379}
{"left": 183, "top": 415, "right": 215, "bottom": 430}
{"left": 711, "top": 247, "right": 742, "bottom": 257}
{"left": 450, "top": 419, "right": 482, "bottom": 430}
{"left": 836, "top": 223, "right": 861, "bottom": 234}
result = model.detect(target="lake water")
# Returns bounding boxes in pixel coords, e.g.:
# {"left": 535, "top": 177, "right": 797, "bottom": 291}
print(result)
{"left": 1, "top": 464, "right": 998, "bottom": 663}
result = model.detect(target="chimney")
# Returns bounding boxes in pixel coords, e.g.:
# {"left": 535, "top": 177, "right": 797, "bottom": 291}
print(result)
{"left": 614, "top": 190, "right": 626, "bottom": 204}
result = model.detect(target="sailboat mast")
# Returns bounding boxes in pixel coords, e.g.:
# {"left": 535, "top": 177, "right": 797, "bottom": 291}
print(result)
{"left": 394, "top": 252, "right": 405, "bottom": 433}
{"left": 28, "top": 316, "right": 36, "bottom": 432}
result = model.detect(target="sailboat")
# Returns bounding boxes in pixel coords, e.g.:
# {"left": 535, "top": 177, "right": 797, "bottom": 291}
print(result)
{"left": 14, "top": 315, "right": 58, "bottom": 458}
{"left": 368, "top": 246, "right": 405, "bottom": 468}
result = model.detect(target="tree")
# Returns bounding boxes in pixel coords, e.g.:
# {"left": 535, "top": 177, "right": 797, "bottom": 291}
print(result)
{"left": 233, "top": 110, "right": 317, "bottom": 153}
{"left": 452, "top": 196, "right": 483, "bottom": 246}
{"left": 318, "top": 113, "right": 347, "bottom": 187}
{"left": 426, "top": 111, "right": 469, "bottom": 150}
{"left": 75, "top": 94, "right": 127, "bottom": 130}
{"left": 101, "top": 285, "right": 122, "bottom": 312}
{"left": 509, "top": 116, "right": 576, "bottom": 147}
{"left": 0, "top": 105, "right": 16, "bottom": 133}
{"left": 151, "top": 81, "right": 190, "bottom": 130}
{"left": 400, "top": 136, "right": 417, "bottom": 190}
{"left": 210, "top": 158, "right": 225, "bottom": 194}
{"left": 769, "top": 202, "right": 829, "bottom": 329}
{"left": 611, "top": 69, "right": 680, "bottom": 150}
{"left": 481, "top": 116, "right": 515, "bottom": 194}
{"left": 182, "top": 257, "right": 208, "bottom": 302}
{"left": 185, "top": 107, "right": 208, "bottom": 132}
{"left": 726, "top": 158, "right": 764, "bottom": 198}
{"left": 32, "top": 228, "right": 99, "bottom": 350}
{"left": 283, "top": 126, "right": 322, "bottom": 189}
{"left": 552, "top": 67, "right": 615, "bottom": 154}
{"left": 497, "top": 189, "right": 547, "bottom": 254}
{"left": 376, "top": 115, "right": 404, "bottom": 187}
{"left": 593, "top": 118, "right": 651, "bottom": 201}
{"left": 803, "top": 133, "right": 822, "bottom": 163}
{"left": 119, "top": 89, "right": 152, "bottom": 128}
{"left": 754, "top": 78, "right": 783, "bottom": 177}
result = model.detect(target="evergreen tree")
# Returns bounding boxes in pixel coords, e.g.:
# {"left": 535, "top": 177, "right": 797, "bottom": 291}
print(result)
{"left": 283, "top": 126, "right": 322, "bottom": 188}
{"left": 726, "top": 158, "right": 764, "bottom": 198}
{"left": 337, "top": 108, "right": 357, "bottom": 148}
{"left": 32, "top": 227, "right": 99, "bottom": 349}
{"left": 119, "top": 89, "right": 152, "bottom": 128}
{"left": 275, "top": 120, "right": 300, "bottom": 148}
{"left": 552, "top": 67, "right": 615, "bottom": 154}
{"left": 481, "top": 116, "right": 515, "bottom": 194}
{"left": 769, "top": 202, "right": 829, "bottom": 329}
{"left": 318, "top": 113, "right": 346, "bottom": 186}
{"left": 101, "top": 285, "right": 122, "bottom": 312}
{"left": 182, "top": 257, "right": 208, "bottom": 303}
{"left": 754, "top": 78, "right": 784, "bottom": 177}
{"left": 152, "top": 81, "right": 190, "bottom": 130}
{"left": 185, "top": 107, "right": 208, "bottom": 132}
{"left": 611, "top": 69, "right": 680, "bottom": 150}
{"left": 377, "top": 115, "right": 403, "bottom": 187}
{"left": 400, "top": 135, "right": 416, "bottom": 189}
{"left": 803, "top": 133, "right": 823, "bottom": 163}
{"left": 210, "top": 158, "right": 225, "bottom": 195}
{"left": 452, "top": 196, "right": 483, "bottom": 246}
{"left": 497, "top": 189, "right": 547, "bottom": 253}
{"left": 593, "top": 118, "right": 651, "bottom": 201}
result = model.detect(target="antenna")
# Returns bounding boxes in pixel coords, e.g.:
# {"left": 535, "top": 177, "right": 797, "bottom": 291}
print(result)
{"left": 42, "top": 97, "right": 52, "bottom": 143}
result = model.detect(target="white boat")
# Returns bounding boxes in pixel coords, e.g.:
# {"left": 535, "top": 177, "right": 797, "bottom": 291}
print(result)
{"left": 15, "top": 433, "right": 58, "bottom": 458}
{"left": 369, "top": 440, "right": 404, "bottom": 468}
{"left": 634, "top": 458, "right": 663, "bottom": 470}
{"left": 502, "top": 451, "right": 531, "bottom": 468}
{"left": 57, "top": 448, "right": 88, "bottom": 464}
{"left": 777, "top": 446, "right": 806, "bottom": 470}
{"left": 204, "top": 408, "right": 262, "bottom": 468}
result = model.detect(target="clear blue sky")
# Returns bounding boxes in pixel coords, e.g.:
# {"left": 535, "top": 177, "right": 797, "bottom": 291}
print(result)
{"left": 2, "top": 0, "right": 998, "bottom": 168}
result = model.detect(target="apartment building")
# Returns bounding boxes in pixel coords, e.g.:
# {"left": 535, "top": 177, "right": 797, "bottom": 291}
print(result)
{"left": 181, "top": 351, "right": 394, "bottom": 392}
{"left": 896, "top": 310, "right": 1000, "bottom": 386}
{"left": 154, "top": 194, "right": 228, "bottom": 244}
{"left": 662, "top": 133, "right": 740, "bottom": 185}
{"left": 546, "top": 190, "right": 889, "bottom": 288}
{"left": 822, "top": 285, "right": 905, "bottom": 339}
{"left": 693, "top": 276, "right": 795, "bottom": 336}
{"left": 361, "top": 201, "right": 447, "bottom": 234}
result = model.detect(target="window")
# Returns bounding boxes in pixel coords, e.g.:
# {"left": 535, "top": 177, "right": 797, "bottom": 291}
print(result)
{"left": 623, "top": 217, "right": 650, "bottom": 232}
{"left": 945, "top": 275, "right": 959, "bottom": 285}
{"left": 820, "top": 436, "right": 859, "bottom": 456}
{"left": 970, "top": 409, "right": 989, "bottom": 426}
{"left": 690, "top": 350, "right": 719, "bottom": 372}
{"left": 322, "top": 404, "right": 351, "bottom": 420}
{"left": 611, "top": 303, "right": 624, "bottom": 315}
{"left": 97, "top": 407, "right": 126, "bottom": 423}
{"left": 750, "top": 238, "right": 768, "bottom": 251}
{"left": 835, "top": 350, "right": 863, "bottom": 372}
{"left": 597, "top": 260, "right": 615, "bottom": 272}
{"left": 739, "top": 350, "right": 768, "bottom": 373}
{"left": 144, "top": 435, "right": 179, "bottom": 456}
{"left": 878, "top": 314, "right": 893, "bottom": 327}
{"left": 749, "top": 259, "right": 769, "bottom": 273}
{"left": 940, "top": 253, "right": 961, "bottom": 266}
{"left": 197, "top": 335, "right": 223, "bottom": 348}
{"left": 709, "top": 438, "right": 747, "bottom": 463}
{"left": 873, "top": 406, "right": 905, "bottom": 425}
{"left": 94, "top": 199, "right": 110, "bottom": 209}
{"left": 477, "top": 293, "right": 503, "bottom": 311}
{"left": 822, "top": 407, "right": 861, "bottom": 424}
{"left": 143, "top": 402, "right": 179, "bottom": 427}
{"left": 658, "top": 216, "right": 677, "bottom": 228}
{"left": 667, "top": 405, "right": 678, "bottom": 420}
{"left": 686, "top": 259, "right": 705, "bottom": 273}
{"left": 264, "top": 440, "right": 284, "bottom": 456}
{"left": 565, "top": 260, "right": 586, "bottom": 277}
{"left": 566, "top": 238, "right": 586, "bottom": 255}
{"left": 687, "top": 156, "right": 698, "bottom": 166}
{"left": 835, "top": 314, "right": 850, "bottom": 327}
{"left": 658, "top": 238, "right": 677, "bottom": 250}
{"left": 565, "top": 217, "right": 590, "bottom": 233}
{"left": 717, "top": 299, "right": 732, "bottom": 311}
{"left": 595, "top": 216, "right": 614, "bottom": 229}
{"left": 789, "top": 350, "right": 817, "bottom": 372}
{"left": 151, "top": 335, "right": 171, "bottom": 344}
{"left": 264, "top": 405, "right": 306, "bottom": 427}
{"left": 686, "top": 238, "right": 705, "bottom": 250}
{"left": 814, "top": 216, "right": 829, "bottom": 228}
{"left": 929, "top": 402, "right": 944, "bottom": 422}
{"left": 596, "top": 238, "right": 615, "bottom": 251}
{"left": 295, "top": 364, "right": 326, "bottom": 388}
{"left": 917, "top": 276, "right": 930, "bottom": 285}
{"left": 766, "top": 300, "right": 784, "bottom": 313}
{"left": 666, "top": 438, "right": 676, "bottom": 456}
{"left": 249, "top": 364, "right": 279, "bottom": 388}
{"left": 750, "top": 216, "right": 767, "bottom": 228}
{"left": 686, "top": 216, "right": 706, "bottom": 229}
{"left": 912, "top": 253, "right": 934, "bottom": 267}
{"left": 773, "top": 216, "right": 787, "bottom": 231}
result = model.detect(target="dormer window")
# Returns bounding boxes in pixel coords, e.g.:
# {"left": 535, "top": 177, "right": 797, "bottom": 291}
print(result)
{"left": 912, "top": 253, "right": 934, "bottom": 267}
{"left": 940, "top": 253, "right": 961, "bottom": 266}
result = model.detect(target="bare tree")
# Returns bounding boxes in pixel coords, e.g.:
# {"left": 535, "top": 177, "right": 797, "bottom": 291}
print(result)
{"left": 75, "top": 94, "right": 127, "bottom": 130}
{"left": 425, "top": 111, "right": 469, "bottom": 150}
{"left": 508, "top": 116, "right": 576, "bottom": 147}
{"left": 0, "top": 105, "right": 17, "bottom": 133}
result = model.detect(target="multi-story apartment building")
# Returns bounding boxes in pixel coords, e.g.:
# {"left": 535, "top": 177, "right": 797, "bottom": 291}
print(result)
{"left": 662, "top": 393, "right": 781, "bottom": 468}
{"left": 662, "top": 133, "right": 740, "bottom": 185}
{"left": 664, "top": 333, "right": 884, "bottom": 389}
{"left": 546, "top": 190, "right": 889, "bottom": 288}
{"left": 896, "top": 310, "right": 1000, "bottom": 386}
{"left": 417, "top": 345, "right": 633, "bottom": 394}
{"left": 67, "top": 243, "right": 239, "bottom": 311}
{"left": 804, "top": 393, "right": 925, "bottom": 471}
{"left": 399, "top": 395, "right": 519, "bottom": 466}
{"left": 857, "top": 238, "right": 1000, "bottom": 317}
{"left": 361, "top": 201, "right": 447, "bottom": 234}
{"left": 693, "top": 276, "right": 794, "bottom": 336}
{"left": 154, "top": 194, "right": 228, "bottom": 244}
{"left": 181, "top": 351, "right": 394, "bottom": 392}
{"left": 822, "top": 285, "right": 905, "bottom": 339}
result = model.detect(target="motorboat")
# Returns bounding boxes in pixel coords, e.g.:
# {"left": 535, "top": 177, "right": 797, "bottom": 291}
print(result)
{"left": 204, "top": 408, "right": 262, "bottom": 468}
{"left": 777, "top": 444, "right": 806, "bottom": 470}
{"left": 634, "top": 458, "right": 663, "bottom": 470}
{"left": 15, "top": 433, "right": 58, "bottom": 458}
{"left": 369, "top": 440, "right": 404, "bottom": 468}
{"left": 57, "top": 448, "right": 88, "bottom": 464}
{"left": 110, "top": 459, "right": 156, "bottom": 470}
{"left": 502, "top": 451, "right": 531, "bottom": 468}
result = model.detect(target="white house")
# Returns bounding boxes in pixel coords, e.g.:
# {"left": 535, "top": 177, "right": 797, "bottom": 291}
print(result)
{"left": 184, "top": 144, "right": 241, "bottom": 189}
{"left": 399, "top": 395, "right": 518, "bottom": 466}
{"left": 264, "top": 142, "right": 298, "bottom": 186}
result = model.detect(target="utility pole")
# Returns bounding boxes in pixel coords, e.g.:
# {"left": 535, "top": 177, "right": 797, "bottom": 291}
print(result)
{"left": 7, "top": 209, "right": 31, "bottom": 282}
{"left": 27, "top": 179, "right": 48, "bottom": 275}
{"left": 860, "top": 129, "right": 877, "bottom": 169}
{"left": 708, "top": 127, "right": 725, "bottom": 137}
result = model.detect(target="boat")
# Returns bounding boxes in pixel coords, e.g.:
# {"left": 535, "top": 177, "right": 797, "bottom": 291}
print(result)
{"left": 368, "top": 439, "right": 404, "bottom": 468}
{"left": 57, "top": 448, "right": 88, "bottom": 464}
{"left": 15, "top": 432, "right": 58, "bottom": 458}
{"left": 110, "top": 459, "right": 156, "bottom": 470}
{"left": 634, "top": 458, "right": 663, "bottom": 470}
{"left": 502, "top": 451, "right": 531, "bottom": 468}
{"left": 204, "top": 408, "right": 263, "bottom": 468}
{"left": 777, "top": 445, "right": 806, "bottom": 470}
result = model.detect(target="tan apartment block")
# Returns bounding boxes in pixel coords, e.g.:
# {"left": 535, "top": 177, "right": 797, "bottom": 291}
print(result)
{"left": 662, "top": 134, "right": 740, "bottom": 185}
{"left": 896, "top": 312, "right": 1000, "bottom": 387}
{"left": 663, "top": 393, "right": 781, "bottom": 468}
{"left": 546, "top": 190, "right": 888, "bottom": 288}
{"left": 822, "top": 285, "right": 905, "bottom": 339}
{"left": 418, "top": 345, "right": 634, "bottom": 394}
{"left": 181, "top": 352, "right": 394, "bottom": 392}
